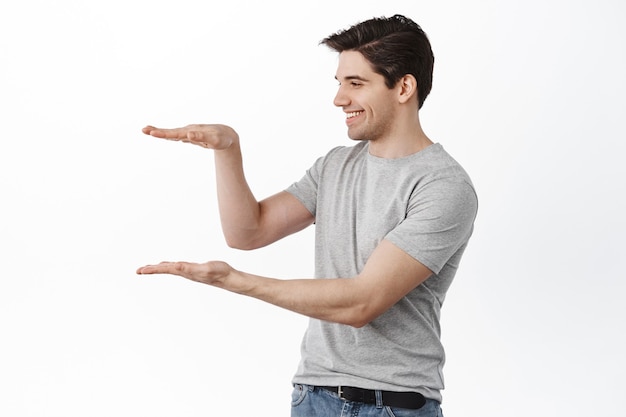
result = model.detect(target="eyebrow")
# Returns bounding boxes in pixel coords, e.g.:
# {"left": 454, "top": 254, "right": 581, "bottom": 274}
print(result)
{"left": 335, "top": 75, "right": 369, "bottom": 82}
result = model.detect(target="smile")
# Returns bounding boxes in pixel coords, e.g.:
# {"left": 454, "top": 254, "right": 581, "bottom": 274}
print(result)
{"left": 346, "top": 111, "right": 363, "bottom": 119}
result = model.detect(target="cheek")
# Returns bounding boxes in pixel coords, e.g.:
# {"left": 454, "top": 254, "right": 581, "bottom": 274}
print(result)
{"left": 369, "top": 100, "right": 391, "bottom": 120}
{"left": 368, "top": 92, "right": 394, "bottom": 114}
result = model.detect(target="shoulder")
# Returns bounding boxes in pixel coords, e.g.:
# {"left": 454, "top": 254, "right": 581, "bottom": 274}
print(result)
{"left": 418, "top": 145, "right": 475, "bottom": 189}
{"left": 405, "top": 145, "right": 478, "bottom": 215}
{"left": 322, "top": 142, "right": 367, "bottom": 161}
{"left": 310, "top": 142, "right": 368, "bottom": 173}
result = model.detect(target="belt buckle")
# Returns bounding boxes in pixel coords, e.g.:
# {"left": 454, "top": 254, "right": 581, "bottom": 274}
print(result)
{"left": 338, "top": 385, "right": 346, "bottom": 401}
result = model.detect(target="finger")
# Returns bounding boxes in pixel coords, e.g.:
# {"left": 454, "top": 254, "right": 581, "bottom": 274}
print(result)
{"left": 142, "top": 125, "right": 177, "bottom": 138}
{"left": 141, "top": 125, "right": 158, "bottom": 135}
{"left": 136, "top": 261, "right": 183, "bottom": 275}
{"left": 141, "top": 126, "right": 190, "bottom": 141}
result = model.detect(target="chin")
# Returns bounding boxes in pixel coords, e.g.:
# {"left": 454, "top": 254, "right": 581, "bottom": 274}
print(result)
{"left": 347, "top": 134, "right": 370, "bottom": 142}
{"left": 347, "top": 129, "right": 368, "bottom": 141}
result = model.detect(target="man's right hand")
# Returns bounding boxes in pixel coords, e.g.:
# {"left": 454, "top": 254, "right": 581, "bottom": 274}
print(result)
{"left": 142, "top": 124, "right": 239, "bottom": 151}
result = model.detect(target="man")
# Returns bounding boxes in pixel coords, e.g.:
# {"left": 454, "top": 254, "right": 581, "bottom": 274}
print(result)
{"left": 137, "top": 14, "right": 477, "bottom": 417}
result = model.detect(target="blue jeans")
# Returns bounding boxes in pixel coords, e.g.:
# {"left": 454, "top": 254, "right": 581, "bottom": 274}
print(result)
{"left": 291, "top": 384, "right": 443, "bottom": 417}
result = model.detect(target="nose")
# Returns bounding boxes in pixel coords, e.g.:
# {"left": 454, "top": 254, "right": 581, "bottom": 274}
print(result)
{"left": 333, "top": 85, "right": 350, "bottom": 107}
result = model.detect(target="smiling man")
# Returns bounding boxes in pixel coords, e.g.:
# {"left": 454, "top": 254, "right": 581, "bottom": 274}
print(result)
{"left": 137, "top": 15, "right": 477, "bottom": 417}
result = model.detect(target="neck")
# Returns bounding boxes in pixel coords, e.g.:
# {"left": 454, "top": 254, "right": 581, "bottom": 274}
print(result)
{"left": 368, "top": 112, "right": 433, "bottom": 159}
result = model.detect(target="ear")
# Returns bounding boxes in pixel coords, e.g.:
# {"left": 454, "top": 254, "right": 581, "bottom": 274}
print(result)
{"left": 397, "top": 74, "right": 418, "bottom": 105}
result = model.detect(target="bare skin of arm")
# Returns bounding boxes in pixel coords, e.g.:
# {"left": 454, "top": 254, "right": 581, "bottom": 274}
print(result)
{"left": 139, "top": 124, "right": 432, "bottom": 327}
{"left": 137, "top": 239, "right": 432, "bottom": 328}
{"left": 142, "top": 124, "right": 314, "bottom": 249}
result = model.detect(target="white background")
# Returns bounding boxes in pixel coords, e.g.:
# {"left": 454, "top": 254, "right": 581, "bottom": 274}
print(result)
{"left": 1, "top": 0, "right": 624, "bottom": 416}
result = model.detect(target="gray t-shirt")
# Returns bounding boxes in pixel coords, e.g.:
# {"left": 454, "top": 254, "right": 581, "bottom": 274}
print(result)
{"left": 286, "top": 141, "right": 478, "bottom": 402}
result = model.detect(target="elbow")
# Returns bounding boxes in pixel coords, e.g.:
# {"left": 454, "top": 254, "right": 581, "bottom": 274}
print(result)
{"left": 339, "top": 304, "right": 379, "bottom": 328}
{"left": 223, "top": 232, "right": 266, "bottom": 251}
{"left": 224, "top": 237, "right": 258, "bottom": 251}
{"left": 343, "top": 316, "right": 374, "bottom": 329}
{"left": 347, "top": 319, "right": 370, "bottom": 329}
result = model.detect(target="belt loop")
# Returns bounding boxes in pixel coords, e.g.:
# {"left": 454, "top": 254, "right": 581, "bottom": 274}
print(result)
{"left": 374, "top": 390, "right": 383, "bottom": 409}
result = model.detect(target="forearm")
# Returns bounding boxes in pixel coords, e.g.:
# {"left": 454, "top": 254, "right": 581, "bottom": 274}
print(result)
{"left": 213, "top": 142, "right": 314, "bottom": 250}
{"left": 213, "top": 143, "right": 263, "bottom": 249}
{"left": 137, "top": 241, "right": 431, "bottom": 327}
{"left": 224, "top": 270, "right": 371, "bottom": 327}
{"left": 137, "top": 259, "right": 367, "bottom": 325}
{"left": 142, "top": 123, "right": 267, "bottom": 248}
{"left": 220, "top": 239, "right": 432, "bottom": 327}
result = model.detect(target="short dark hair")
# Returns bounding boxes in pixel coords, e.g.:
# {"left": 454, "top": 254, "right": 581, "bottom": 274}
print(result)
{"left": 321, "top": 14, "right": 434, "bottom": 109}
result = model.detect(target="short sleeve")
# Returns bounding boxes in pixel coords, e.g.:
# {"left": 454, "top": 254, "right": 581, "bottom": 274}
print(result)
{"left": 385, "top": 177, "right": 478, "bottom": 274}
{"left": 285, "top": 155, "right": 324, "bottom": 218}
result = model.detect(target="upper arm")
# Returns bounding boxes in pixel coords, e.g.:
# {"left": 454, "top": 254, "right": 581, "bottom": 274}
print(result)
{"left": 346, "top": 180, "right": 475, "bottom": 327}
{"left": 242, "top": 191, "right": 314, "bottom": 249}
{"left": 349, "top": 239, "right": 432, "bottom": 327}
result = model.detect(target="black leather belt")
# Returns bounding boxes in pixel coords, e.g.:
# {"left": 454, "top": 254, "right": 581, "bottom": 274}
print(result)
{"left": 320, "top": 386, "right": 426, "bottom": 410}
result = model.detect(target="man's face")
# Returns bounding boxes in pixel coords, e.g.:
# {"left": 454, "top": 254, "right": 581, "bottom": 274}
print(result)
{"left": 334, "top": 50, "right": 397, "bottom": 142}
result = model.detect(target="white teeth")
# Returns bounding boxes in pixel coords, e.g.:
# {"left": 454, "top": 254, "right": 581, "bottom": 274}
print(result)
{"left": 347, "top": 111, "right": 362, "bottom": 119}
